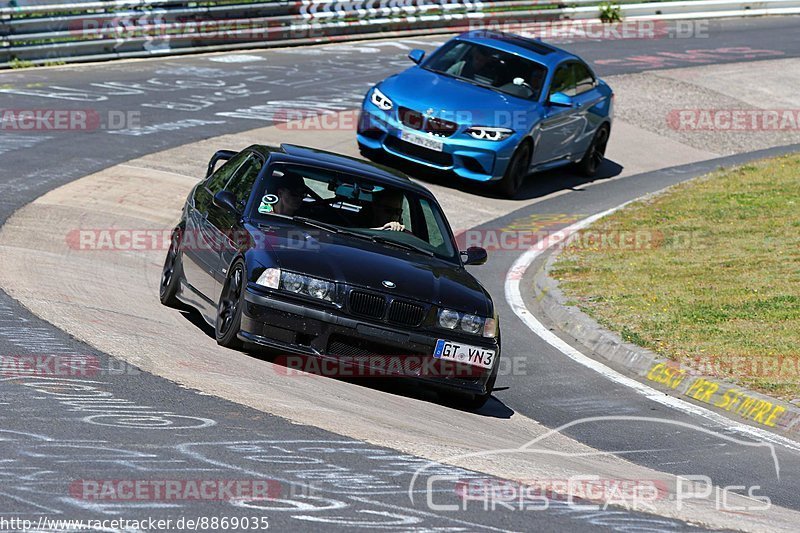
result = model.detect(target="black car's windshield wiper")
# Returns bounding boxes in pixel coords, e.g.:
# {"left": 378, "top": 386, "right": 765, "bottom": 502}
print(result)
{"left": 292, "top": 217, "right": 375, "bottom": 241}
{"left": 260, "top": 215, "right": 434, "bottom": 256}
{"left": 291, "top": 216, "right": 341, "bottom": 234}
{"left": 370, "top": 235, "right": 434, "bottom": 256}
{"left": 258, "top": 214, "right": 346, "bottom": 235}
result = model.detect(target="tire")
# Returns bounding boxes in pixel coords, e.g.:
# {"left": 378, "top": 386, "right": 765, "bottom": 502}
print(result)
{"left": 576, "top": 125, "right": 610, "bottom": 177}
{"left": 159, "top": 228, "right": 185, "bottom": 308}
{"left": 215, "top": 259, "right": 245, "bottom": 349}
{"left": 499, "top": 142, "right": 531, "bottom": 199}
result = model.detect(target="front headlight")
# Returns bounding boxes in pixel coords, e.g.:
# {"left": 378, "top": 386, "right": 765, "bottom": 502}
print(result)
{"left": 370, "top": 87, "right": 393, "bottom": 111}
{"left": 306, "top": 277, "right": 334, "bottom": 300}
{"left": 438, "top": 309, "right": 460, "bottom": 329}
{"left": 282, "top": 272, "right": 305, "bottom": 293}
{"left": 466, "top": 126, "right": 514, "bottom": 141}
{"left": 460, "top": 314, "right": 483, "bottom": 334}
{"left": 255, "top": 268, "right": 335, "bottom": 302}
{"left": 437, "top": 308, "right": 496, "bottom": 337}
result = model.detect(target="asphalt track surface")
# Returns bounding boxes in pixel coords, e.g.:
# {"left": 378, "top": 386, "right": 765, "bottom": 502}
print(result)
{"left": 1, "top": 16, "right": 800, "bottom": 531}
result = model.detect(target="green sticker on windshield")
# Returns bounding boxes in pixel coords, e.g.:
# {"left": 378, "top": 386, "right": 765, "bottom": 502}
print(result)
{"left": 258, "top": 194, "right": 278, "bottom": 214}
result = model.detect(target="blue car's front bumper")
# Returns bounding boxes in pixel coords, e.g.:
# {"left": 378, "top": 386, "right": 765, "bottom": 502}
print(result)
{"left": 357, "top": 100, "right": 520, "bottom": 182}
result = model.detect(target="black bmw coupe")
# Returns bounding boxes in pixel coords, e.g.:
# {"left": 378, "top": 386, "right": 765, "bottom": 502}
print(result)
{"left": 160, "top": 144, "right": 499, "bottom": 408}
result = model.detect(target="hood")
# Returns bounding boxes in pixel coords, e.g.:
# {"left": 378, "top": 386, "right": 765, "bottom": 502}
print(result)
{"left": 248, "top": 223, "right": 491, "bottom": 316}
{"left": 379, "top": 67, "right": 539, "bottom": 127}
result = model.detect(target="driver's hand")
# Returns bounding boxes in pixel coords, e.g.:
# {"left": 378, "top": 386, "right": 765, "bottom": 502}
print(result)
{"left": 378, "top": 221, "right": 405, "bottom": 232}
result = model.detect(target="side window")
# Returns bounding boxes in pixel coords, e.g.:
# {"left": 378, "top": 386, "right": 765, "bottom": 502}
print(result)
{"left": 206, "top": 151, "right": 248, "bottom": 194}
{"left": 420, "top": 199, "right": 446, "bottom": 251}
{"left": 429, "top": 41, "right": 470, "bottom": 72}
{"left": 400, "top": 196, "right": 412, "bottom": 230}
{"left": 225, "top": 154, "right": 263, "bottom": 211}
{"left": 573, "top": 62, "right": 596, "bottom": 94}
{"left": 549, "top": 63, "right": 576, "bottom": 97}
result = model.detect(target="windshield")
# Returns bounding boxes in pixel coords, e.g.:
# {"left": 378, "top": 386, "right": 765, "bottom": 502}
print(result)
{"left": 424, "top": 40, "right": 547, "bottom": 100}
{"left": 250, "top": 163, "right": 458, "bottom": 261}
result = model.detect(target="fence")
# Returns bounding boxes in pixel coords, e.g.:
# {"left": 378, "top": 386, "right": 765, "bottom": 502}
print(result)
{"left": 2, "top": 0, "right": 800, "bottom": 67}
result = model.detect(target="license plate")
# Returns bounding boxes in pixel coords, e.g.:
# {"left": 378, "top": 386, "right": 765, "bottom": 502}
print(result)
{"left": 433, "top": 339, "right": 495, "bottom": 369}
{"left": 400, "top": 130, "right": 444, "bottom": 152}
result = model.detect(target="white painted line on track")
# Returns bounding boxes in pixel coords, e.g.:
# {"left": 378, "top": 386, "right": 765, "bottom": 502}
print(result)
{"left": 504, "top": 198, "right": 800, "bottom": 454}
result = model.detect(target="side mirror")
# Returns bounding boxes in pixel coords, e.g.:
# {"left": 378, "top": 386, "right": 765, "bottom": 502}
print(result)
{"left": 461, "top": 246, "right": 488, "bottom": 266}
{"left": 213, "top": 190, "right": 238, "bottom": 214}
{"left": 548, "top": 92, "right": 574, "bottom": 108}
{"left": 408, "top": 49, "right": 425, "bottom": 64}
{"left": 206, "top": 149, "right": 237, "bottom": 179}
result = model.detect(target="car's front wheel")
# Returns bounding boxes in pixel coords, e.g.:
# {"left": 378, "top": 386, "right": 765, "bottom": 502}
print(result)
{"left": 499, "top": 142, "right": 531, "bottom": 199}
{"left": 215, "top": 260, "right": 245, "bottom": 349}
{"left": 160, "top": 227, "right": 185, "bottom": 308}
{"left": 576, "top": 125, "right": 609, "bottom": 177}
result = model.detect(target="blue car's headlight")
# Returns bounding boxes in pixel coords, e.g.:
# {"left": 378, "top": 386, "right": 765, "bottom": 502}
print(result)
{"left": 370, "top": 87, "right": 393, "bottom": 111}
{"left": 256, "top": 268, "right": 335, "bottom": 302}
{"left": 466, "top": 126, "right": 514, "bottom": 141}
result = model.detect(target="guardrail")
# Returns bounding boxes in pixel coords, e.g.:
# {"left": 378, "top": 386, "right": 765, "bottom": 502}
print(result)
{"left": 2, "top": 0, "right": 799, "bottom": 68}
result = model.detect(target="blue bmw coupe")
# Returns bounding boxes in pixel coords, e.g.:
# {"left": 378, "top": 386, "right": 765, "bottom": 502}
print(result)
{"left": 357, "top": 31, "right": 614, "bottom": 197}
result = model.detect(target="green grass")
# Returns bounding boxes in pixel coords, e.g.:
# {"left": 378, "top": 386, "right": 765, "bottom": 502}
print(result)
{"left": 551, "top": 154, "right": 800, "bottom": 398}
{"left": 9, "top": 58, "right": 35, "bottom": 69}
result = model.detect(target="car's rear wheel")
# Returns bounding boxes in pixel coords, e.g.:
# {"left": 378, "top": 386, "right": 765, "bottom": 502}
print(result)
{"left": 159, "top": 228, "right": 185, "bottom": 308}
{"left": 576, "top": 125, "right": 609, "bottom": 177}
{"left": 499, "top": 142, "right": 531, "bottom": 199}
{"left": 215, "top": 260, "right": 245, "bottom": 349}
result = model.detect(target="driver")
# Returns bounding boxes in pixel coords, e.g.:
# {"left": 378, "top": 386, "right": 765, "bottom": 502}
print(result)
{"left": 369, "top": 189, "right": 406, "bottom": 231}
{"left": 263, "top": 171, "right": 306, "bottom": 216}
{"left": 446, "top": 46, "right": 493, "bottom": 81}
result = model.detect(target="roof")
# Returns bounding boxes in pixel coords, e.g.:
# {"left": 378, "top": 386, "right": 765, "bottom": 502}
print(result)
{"left": 456, "top": 30, "right": 576, "bottom": 67}
{"left": 250, "top": 143, "right": 434, "bottom": 197}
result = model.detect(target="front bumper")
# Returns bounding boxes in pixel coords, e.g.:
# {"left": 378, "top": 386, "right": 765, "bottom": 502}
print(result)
{"left": 357, "top": 102, "right": 519, "bottom": 182}
{"left": 240, "top": 286, "right": 498, "bottom": 395}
